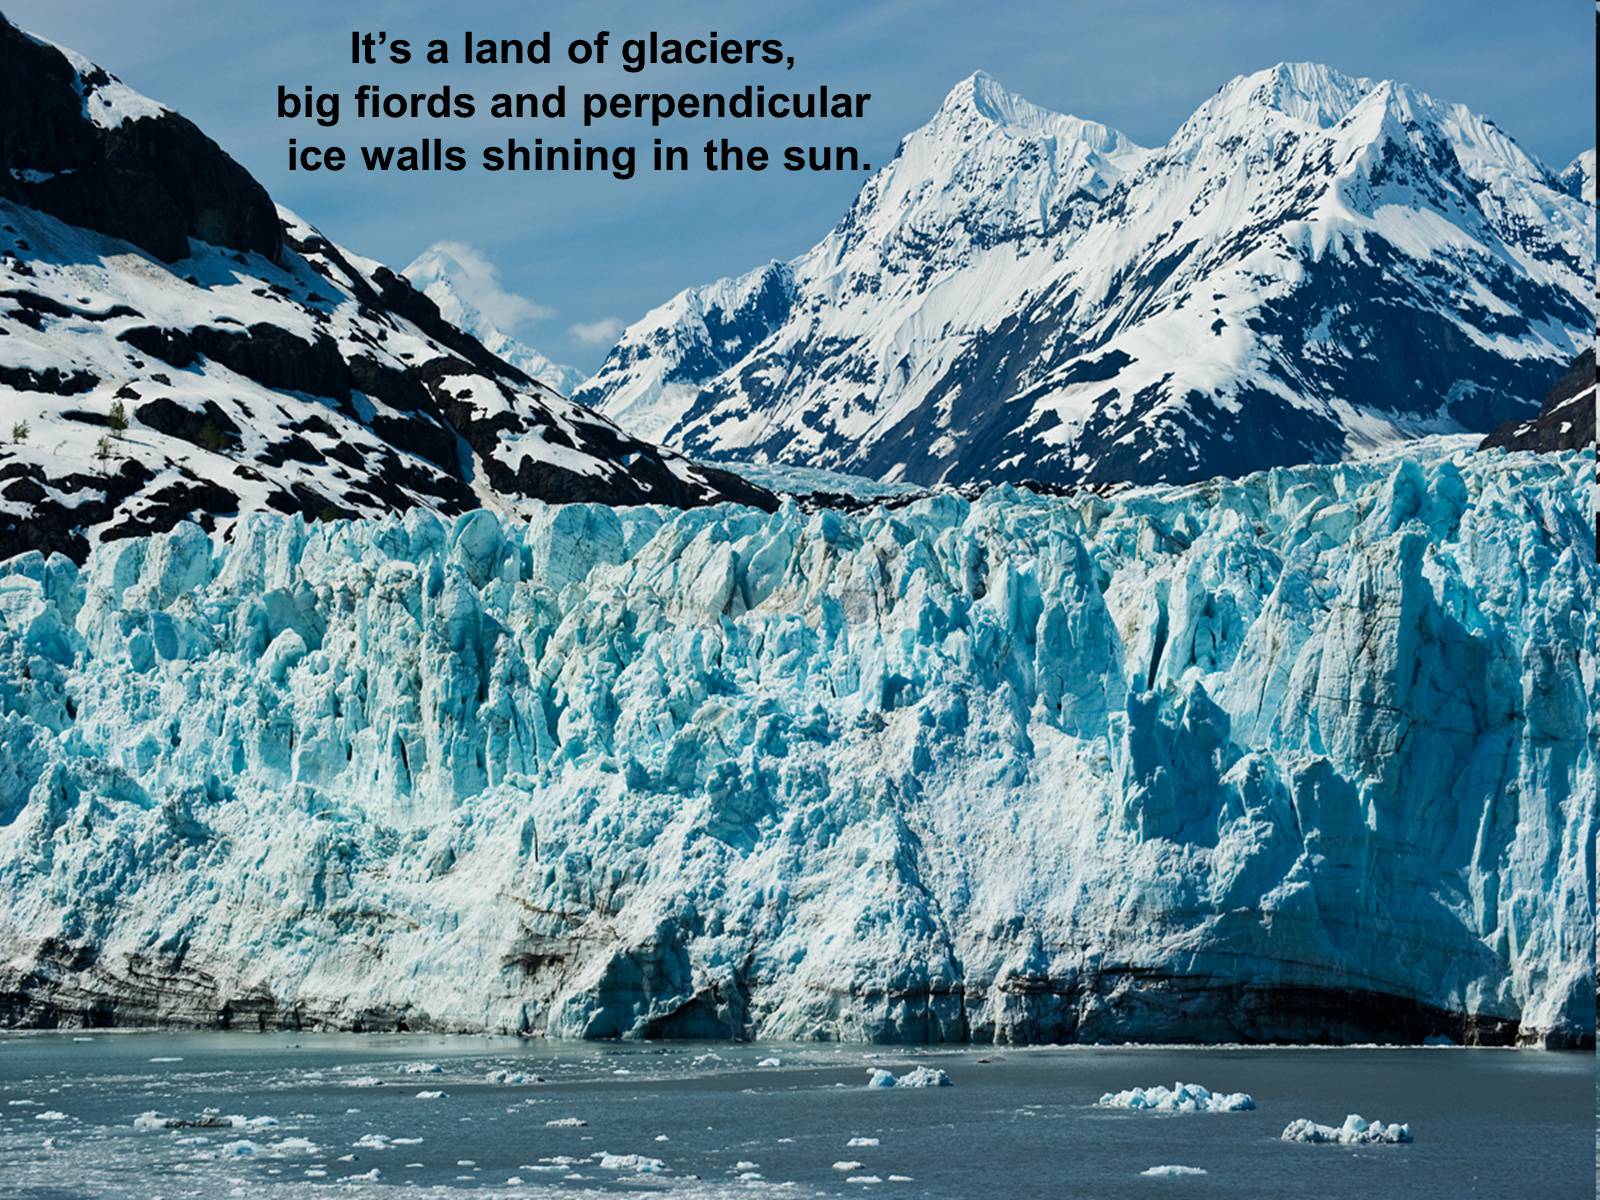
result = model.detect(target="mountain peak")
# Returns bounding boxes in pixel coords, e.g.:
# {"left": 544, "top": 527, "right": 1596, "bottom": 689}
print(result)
{"left": 1209, "top": 62, "right": 1381, "bottom": 129}
{"left": 936, "top": 70, "right": 1056, "bottom": 131}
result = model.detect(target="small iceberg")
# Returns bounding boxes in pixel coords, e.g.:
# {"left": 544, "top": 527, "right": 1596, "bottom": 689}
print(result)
{"left": 1141, "top": 1164, "right": 1208, "bottom": 1177}
{"left": 847, "top": 1136, "right": 880, "bottom": 1147}
{"left": 1096, "top": 1082, "right": 1254, "bottom": 1112}
{"left": 866, "top": 1066, "right": 952, "bottom": 1088}
{"left": 485, "top": 1069, "right": 543, "bottom": 1085}
{"left": 545, "top": 1117, "right": 587, "bottom": 1127}
{"left": 596, "top": 1152, "right": 664, "bottom": 1173}
{"left": 1281, "top": 1114, "right": 1412, "bottom": 1145}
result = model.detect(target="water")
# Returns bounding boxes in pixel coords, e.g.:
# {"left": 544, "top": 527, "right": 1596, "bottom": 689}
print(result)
{"left": 0, "top": 1034, "right": 1589, "bottom": 1198}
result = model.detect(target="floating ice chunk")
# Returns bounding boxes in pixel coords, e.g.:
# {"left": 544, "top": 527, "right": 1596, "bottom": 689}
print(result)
{"left": 739, "top": 1171, "right": 763, "bottom": 1180}
{"left": 866, "top": 1070, "right": 897, "bottom": 1088}
{"left": 8, "top": 1100, "right": 42, "bottom": 1107}
{"left": 897, "top": 1067, "right": 953, "bottom": 1088}
{"left": 485, "top": 1069, "right": 543, "bottom": 1085}
{"left": 219, "top": 1139, "right": 259, "bottom": 1157}
{"left": 1097, "top": 1083, "right": 1253, "bottom": 1112}
{"left": 148, "top": 1057, "right": 183, "bottom": 1063}
{"left": 354, "top": 1134, "right": 391, "bottom": 1149}
{"left": 1141, "top": 1165, "right": 1208, "bottom": 1177}
{"left": 344, "top": 1077, "right": 385, "bottom": 1088}
{"left": 757, "top": 1057, "right": 782, "bottom": 1067}
{"left": 735, "top": 1160, "right": 760, "bottom": 1170}
{"left": 596, "top": 1153, "right": 664, "bottom": 1173}
{"left": 888, "top": 1176, "right": 914, "bottom": 1182}
{"left": 546, "top": 1117, "right": 587, "bottom": 1127}
{"left": 834, "top": 1161, "right": 865, "bottom": 1171}
{"left": 34, "top": 1110, "right": 67, "bottom": 1121}
{"left": 400, "top": 1062, "right": 443, "bottom": 1075}
{"left": 273, "top": 1136, "right": 319, "bottom": 1155}
{"left": 847, "top": 1137, "right": 880, "bottom": 1147}
{"left": 847, "top": 1176, "right": 884, "bottom": 1184}
{"left": 351, "top": 1168, "right": 381, "bottom": 1181}
{"left": 1281, "top": 1114, "right": 1413, "bottom": 1144}
{"left": 414, "top": 1090, "right": 447, "bottom": 1100}
{"left": 225, "top": 1114, "right": 279, "bottom": 1129}
{"left": 654, "top": 1134, "right": 669, "bottom": 1142}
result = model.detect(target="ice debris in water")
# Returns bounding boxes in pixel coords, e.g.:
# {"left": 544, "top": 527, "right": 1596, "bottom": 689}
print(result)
{"left": 867, "top": 1066, "right": 953, "bottom": 1089}
{"left": 1141, "top": 1164, "right": 1208, "bottom": 1177}
{"left": 400, "top": 1063, "right": 443, "bottom": 1075}
{"left": 1097, "top": 1082, "right": 1254, "bottom": 1112}
{"left": 847, "top": 1136, "right": 880, "bottom": 1147}
{"left": 546, "top": 1117, "right": 587, "bottom": 1127}
{"left": 414, "top": 1090, "right": 447, "bottom": 1100}
{"left": 834, "top": 1161, "right": 866, "bottom": 1171}
{"left": 1281, "top": 1114, "right": 1413, "bottom": 1144}
{"left": 757, "top": 1057, "right": 782, "bottom": 1067}
{"left": 596, "top": 1153, "right": 665, "bottom": 1173}
{"left": 485, "top": 1069, "right": 543, "bottom": 1085}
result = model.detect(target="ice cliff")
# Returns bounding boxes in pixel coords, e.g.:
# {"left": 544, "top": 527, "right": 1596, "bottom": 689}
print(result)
{"left": 0, "top": 442, "right": 1592, "bottom": 1047}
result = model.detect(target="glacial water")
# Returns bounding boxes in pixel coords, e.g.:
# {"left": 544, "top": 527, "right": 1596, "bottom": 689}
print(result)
{"left": 0, "top": 1034, "right": 1588, "bottom": 1198}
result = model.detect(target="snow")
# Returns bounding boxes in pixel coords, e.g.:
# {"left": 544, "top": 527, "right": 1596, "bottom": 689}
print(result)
{"left": 1281, "top": 1114, "right": 1413, "bottom": 1145}
{"left": 0, "top": 441, "right": 1590, "bottom": 1045}
{"left": 1096, "top": 1082, "right": 1254, "bottom": 1112}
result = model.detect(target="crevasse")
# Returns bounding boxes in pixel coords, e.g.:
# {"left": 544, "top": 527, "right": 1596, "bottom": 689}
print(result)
{"left": 0, "top": 444, "right": 1592, "bottom": 1046}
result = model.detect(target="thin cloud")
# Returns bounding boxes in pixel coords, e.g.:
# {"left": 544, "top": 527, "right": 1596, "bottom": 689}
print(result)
{"left": 569, "top": 317, "right": 625, "bottom": 346}
{"left": 403, "top": 240, "right": 554, "bottom": 331}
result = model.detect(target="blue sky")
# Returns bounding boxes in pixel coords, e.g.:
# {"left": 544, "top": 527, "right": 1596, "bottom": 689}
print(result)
{"left": 8, "top": 0, "right": 1594, "bottom": 371}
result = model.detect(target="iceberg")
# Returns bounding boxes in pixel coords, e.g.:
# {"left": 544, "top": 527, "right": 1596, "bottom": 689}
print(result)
{"left": 0, "top": 444, "right": 1591, "bottom": 1046}
{"left": 1281, "top": 1114, "right": 1413, "bottom": 1144}
{"left": 1096, "top": 1083, "right": 1253, "bottom": 1112}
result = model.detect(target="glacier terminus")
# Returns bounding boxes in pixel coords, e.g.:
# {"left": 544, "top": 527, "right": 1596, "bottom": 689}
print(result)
{"left": 0, "top": 442, "right": 1591, "bottom": 1049}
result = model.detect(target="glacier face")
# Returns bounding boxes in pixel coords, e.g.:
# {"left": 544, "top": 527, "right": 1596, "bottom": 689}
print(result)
{"left": 0, "top": 442, "right": 1592, "bottom": 1047}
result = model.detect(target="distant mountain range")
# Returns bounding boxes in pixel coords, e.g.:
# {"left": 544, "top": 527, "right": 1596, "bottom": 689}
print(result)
{"left": 401, "top": 244, "right": 586, "bottom": 396}
{"left": 577, "top": 65, "right": 1595, "bottom": 487}
{"left": 0, "top": 16, "right": 769, "bottom": 562}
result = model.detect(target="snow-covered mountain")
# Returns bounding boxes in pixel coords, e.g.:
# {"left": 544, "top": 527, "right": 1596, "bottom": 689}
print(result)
{"left": 402, "top": 243, "right": 585, "bottom": 395}
{"left": 0, "top": 17, "right": 768, "bottom": 563}
{"left": 0, "top": 443, "right": 1591, "bottom": 1046}
{"left": 578, "top": 66, "right": 1595, "bottom": 488}
{"left": 1559, "top": 147, "right": 1596, "bottom": 203}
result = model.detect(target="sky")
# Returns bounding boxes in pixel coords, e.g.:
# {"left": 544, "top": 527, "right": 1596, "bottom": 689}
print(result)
{"left": 8, "top": 0, "right": 1595, "bottom": 373}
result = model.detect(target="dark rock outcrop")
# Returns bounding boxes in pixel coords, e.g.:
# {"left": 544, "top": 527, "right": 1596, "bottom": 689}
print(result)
{"left": 1480, "top": 347, "right": 1596, "bottom": 454}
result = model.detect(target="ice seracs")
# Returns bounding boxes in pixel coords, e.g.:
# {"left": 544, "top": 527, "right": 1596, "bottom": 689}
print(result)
{"left": 0, "top": 442, "right": 1591, "bottom": 1047}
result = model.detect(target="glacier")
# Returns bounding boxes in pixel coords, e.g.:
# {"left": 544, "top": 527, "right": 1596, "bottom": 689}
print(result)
{"left": 0, "top": 441, "right": 1592, "bottom": 1046}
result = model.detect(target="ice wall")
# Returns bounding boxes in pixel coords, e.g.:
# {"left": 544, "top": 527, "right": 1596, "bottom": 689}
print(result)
{"left": 0, "top": 444, "right": 1592, "bottom": 1046}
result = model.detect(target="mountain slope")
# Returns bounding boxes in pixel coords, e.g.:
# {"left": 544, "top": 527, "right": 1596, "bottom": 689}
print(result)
{"left": 0, "top": 17, "right": 770, "bottom": 563}
{"left": 578, "top": 65, "right": 1595, "bottom": 488}
{"left": 1480, "top": 348, "right": 1596, "bottom": 454}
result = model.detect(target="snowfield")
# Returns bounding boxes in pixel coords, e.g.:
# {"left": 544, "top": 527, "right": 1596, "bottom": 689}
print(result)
{"left": 0, "top": 441, "right": 1591, "bottom": 1045}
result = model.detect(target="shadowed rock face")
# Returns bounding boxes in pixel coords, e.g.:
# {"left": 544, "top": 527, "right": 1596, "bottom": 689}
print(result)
{"left": 1480, "top": 348, "right": 1596, "bottom": 455}
{"left": 0, "top": 17, "right": 282, "bottom": 264}
{"left": 0, "top": 444, "right": 1590, "bottom": 1048}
